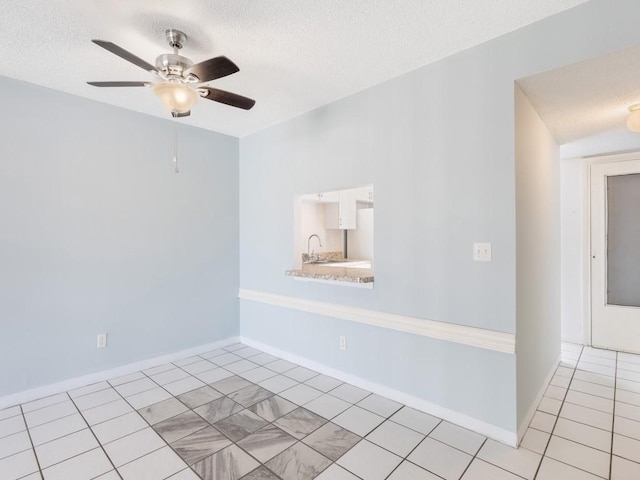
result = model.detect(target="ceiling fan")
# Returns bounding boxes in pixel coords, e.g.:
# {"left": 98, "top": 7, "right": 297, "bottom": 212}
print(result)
{"left": 87, "top": 29, "right": 255, "bottom": 118}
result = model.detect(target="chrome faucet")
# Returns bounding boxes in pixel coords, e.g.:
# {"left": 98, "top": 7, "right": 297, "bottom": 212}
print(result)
{"left": 307, "top": 234, "right": 323, "bottom": 261}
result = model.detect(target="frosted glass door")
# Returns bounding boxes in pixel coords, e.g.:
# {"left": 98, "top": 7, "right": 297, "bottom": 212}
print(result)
{"left": 607, "top": 174, "right": 640, "bottom": 307}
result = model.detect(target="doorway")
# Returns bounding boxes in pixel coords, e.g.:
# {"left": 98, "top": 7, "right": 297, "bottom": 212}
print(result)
{"left": 591, "top": 158, "right": 640, "bottom": 353}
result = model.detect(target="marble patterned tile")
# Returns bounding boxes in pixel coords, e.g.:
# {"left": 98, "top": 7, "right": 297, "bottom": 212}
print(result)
{"left": 171, "top": 426, "right": 232, "bottom": 465}
{"left": 265, "top": 442, "right": 332, "bottom": 480}
{"left": 193, "top": 444, "right": 259, "bottom": 480}
{"left": 214, "top": 409, "right": 269, "bottom": 442}
{"left": 241, "top": 465, "right": 281, "bottom": 479}
{"left": 237, "top": 424, "right": 297, "bottom": 463}
{"left": 302, "top": 421, "right": 361, "bottom": 461}
{"left": 249, "top": 396, "right": 297, "bottom": 422}
{"left": 138, "top": 397, "right": 188, "bottom": 425}
{"left": 274, "top": 407, "right": 327, "bottom": 439}
{"left": 195, "top": 397, "right": 244, "bottom": 425}
{"left": 210, "top": 376, "right": 253, "bottom": 395}
{"left": 177, "top": 386, "right": 222, "bottom": 409}
{"left": 153, "top": 411, "right": 210, "bottom": 444}
{"left": 229, "top": 385, "right": 274, "bottom": 408}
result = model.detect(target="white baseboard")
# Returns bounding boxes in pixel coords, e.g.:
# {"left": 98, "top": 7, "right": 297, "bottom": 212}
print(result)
{"left": 0, "top": 337, "right": 239, "bottom": 410}
{"left": 516, "top": 355, "right": 560, "bottom": 445}
{"left": 240, "top": 336, "right": 517, "bottom": 446}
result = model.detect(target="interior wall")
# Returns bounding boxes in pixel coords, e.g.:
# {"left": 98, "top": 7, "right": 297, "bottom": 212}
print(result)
{"left": 238, "top": 0, "right": 640, "bottom": 439}
{"left": 560, "top": 156, "right": 588, "bottom": 344}
{"left": 514, "top": 86, "right": 561, "bottom": 433}
{"left": 0, "top": 76, "right": 240, "bottom": 397}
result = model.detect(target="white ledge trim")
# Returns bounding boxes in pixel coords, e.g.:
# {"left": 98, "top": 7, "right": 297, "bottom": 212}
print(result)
{"left": 238, "top": 289, "right": 515, "bottom": 354}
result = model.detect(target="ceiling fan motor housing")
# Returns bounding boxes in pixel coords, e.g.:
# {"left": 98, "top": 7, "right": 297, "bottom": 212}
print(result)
{"left": 155, "top": 53, "right": 193, "bottom": 78}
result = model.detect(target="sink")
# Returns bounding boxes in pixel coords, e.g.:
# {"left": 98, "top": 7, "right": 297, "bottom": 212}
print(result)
{"left": 303, "top": 259, "right": 330, "bottom": 264}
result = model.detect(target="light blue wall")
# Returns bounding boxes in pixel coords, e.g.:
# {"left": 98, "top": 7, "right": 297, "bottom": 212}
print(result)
{"left": 0, "top": 76, "right": 239, "bottom": 396}
{"left": 239, "top": 0, "right": 640, "bottom": 435}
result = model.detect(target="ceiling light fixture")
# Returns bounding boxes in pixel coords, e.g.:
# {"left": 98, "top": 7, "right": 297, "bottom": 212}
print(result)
{"left": 627, "top": 104, "right": 640, "bottom": 132}
{"left": 153, "top": 81, "right": 198, "bottom": 116}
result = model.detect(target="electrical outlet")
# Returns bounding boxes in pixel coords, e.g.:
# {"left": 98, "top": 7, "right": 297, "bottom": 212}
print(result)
{"left": 97, "top": 333, "right": 107, "bottom": 349}
{"left": 473, "top": 242, "right": 492, "bottom": 262}
{"left": 339, "top": 336, "right": 347, "bottom": 351}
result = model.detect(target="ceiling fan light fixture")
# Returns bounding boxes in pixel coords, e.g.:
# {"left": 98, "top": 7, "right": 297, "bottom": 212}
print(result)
{"left": 627, "top": 103, "right": 640, "bottom": 132}
{"left": 153, "top": 82, "right": 198, "bottom": 114}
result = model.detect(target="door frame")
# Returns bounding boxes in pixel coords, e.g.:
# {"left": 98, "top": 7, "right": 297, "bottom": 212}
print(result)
{"left": 584, "top": 151, "right": 640, "bottom": 348}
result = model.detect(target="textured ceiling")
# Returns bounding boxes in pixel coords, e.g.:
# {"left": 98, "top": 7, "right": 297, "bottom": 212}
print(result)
{"left": 0, "top": 0, "right": 587, "bottom": 137}
{"left": 518, "top": 44, "right": 640, "bottom": 145}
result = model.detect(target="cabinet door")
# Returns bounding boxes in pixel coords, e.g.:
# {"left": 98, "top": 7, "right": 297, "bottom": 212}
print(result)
{"left": 338, "top": 189, "right": 357, "bottom": 229}
{"left": 354, "top": 187, "right": 374, "bottom": 203}
{"left": 323, "top": 202, "right": 339, "bottom": 229}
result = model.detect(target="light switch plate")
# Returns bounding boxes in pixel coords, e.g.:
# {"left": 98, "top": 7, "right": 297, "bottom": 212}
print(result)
{"left": 473, "top": 243, "right": 492, "bottom": 262}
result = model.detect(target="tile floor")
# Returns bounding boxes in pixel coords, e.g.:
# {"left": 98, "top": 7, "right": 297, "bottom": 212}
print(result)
{"left": 1, "top": 342, "right": 640, "bottom": 479}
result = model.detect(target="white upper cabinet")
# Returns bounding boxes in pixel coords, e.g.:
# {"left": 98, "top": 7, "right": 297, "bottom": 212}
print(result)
{"left": 301, "top": 191, "right": 340, "bottom": 203}
{"left": 354, "top": 186, "right": 374, "bottom": 204}
{"left": 324, "top": 189, "right": 357, "bottom": 230}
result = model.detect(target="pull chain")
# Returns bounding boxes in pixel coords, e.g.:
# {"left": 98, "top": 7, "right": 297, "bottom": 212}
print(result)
{"left": 173, "top": 120, "right": 179, "bottom": 174}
